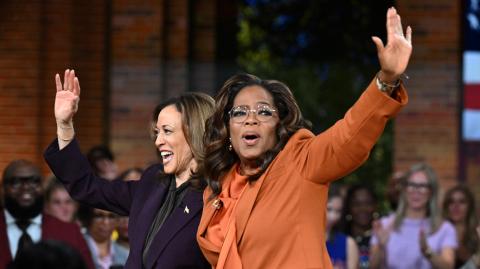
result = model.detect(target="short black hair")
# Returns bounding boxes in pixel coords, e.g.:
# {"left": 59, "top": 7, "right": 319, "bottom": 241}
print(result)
{"left": 10, "top": 240, "right": 87, "bottom": 269}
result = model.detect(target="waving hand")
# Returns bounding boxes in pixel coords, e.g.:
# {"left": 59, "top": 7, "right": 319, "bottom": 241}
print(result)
{"left": 372, "top": 7, "right": 413, "bottom": 83}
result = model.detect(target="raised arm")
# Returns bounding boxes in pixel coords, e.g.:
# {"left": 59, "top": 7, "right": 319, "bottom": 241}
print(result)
{"left": 295, "top": 7, "right": 412, "bottom": 183}
{"left": 55, "top": 69, "right": 80, "bottom": 149}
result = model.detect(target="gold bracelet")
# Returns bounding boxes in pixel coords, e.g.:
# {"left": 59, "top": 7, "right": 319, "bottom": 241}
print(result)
{"left": 57, "top": 133, "right": 74, "bottom": 142}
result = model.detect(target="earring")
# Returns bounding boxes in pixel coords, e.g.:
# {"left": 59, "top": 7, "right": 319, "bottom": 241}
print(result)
{"left": 373, "top": 212, "right": 380, "bottom": 219}
{"left": 228, "top": 138, "right": 233, "bottom": 151}
{"left": 345, "top": 214, "right": 352, "bottom": 221}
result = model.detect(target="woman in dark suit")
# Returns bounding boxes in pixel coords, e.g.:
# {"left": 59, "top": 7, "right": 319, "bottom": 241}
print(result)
{"left": 44, "top": 69, "right": 212, "bottom": 269}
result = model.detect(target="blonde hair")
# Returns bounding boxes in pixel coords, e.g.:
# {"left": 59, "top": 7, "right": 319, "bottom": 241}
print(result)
{"left": 393, "top": 163, "right": 442, "bottom": 233}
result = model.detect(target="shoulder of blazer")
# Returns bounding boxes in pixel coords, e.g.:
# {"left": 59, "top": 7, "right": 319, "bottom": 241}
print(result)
{"left": 276, "top": 128, "right": 315, "bottom": 160}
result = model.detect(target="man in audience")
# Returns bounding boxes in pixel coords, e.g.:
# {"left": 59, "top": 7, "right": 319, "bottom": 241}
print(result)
{"left": 0, "top": 159, "right": 94, "bottom": 268}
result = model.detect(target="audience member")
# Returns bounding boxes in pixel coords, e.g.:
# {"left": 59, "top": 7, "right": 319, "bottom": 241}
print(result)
{"left": 44, "top": 176, "right": 77, "bottom": 223}
{"left": 0, "top": 160, "right": 94, "bottom": 269}
{"left": 459, "top": 226, "right": 480, "bottom": 269}
{"left": 443, "top": 185, "right": 479, "bottom": 268}
{"left": 9, "top": 240, "right": 87, "bottom": 269}
{"left": 77, "top": 204, "right": 128, "bottom": 269}
{"left": 87, "top": 145, "right": 118, "bottom": 181}
{"left": 386, "top": 170, "right": 405, "bottom": 212}
{"left": 370, "top": 163, "right": 457, "bottom": 269}
{"left": 326, "top": 185, "right": 359, "bottom": 269}
{"left": 341, "top": 184, "right": 378, "bottom": 269}
{"left": 118, "top": 167, "right": 143, "bottom": 182}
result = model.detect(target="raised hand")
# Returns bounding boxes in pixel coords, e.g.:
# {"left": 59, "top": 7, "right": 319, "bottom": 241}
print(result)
{"left": 55, "top": 69, "right": 81, "bottom": 125}
{"left": 372, "top": 7, "right": 413, "bottom": 83}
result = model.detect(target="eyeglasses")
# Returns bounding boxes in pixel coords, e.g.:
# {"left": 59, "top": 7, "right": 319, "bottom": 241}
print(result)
{"left": 4, "top": 176, "right": 42, "bottom": 190}
{"left": 229, "top": 104, "right": 277, "bottom": 123}
{"left": 405, "top": 181, "right": 431, "bottom": 193}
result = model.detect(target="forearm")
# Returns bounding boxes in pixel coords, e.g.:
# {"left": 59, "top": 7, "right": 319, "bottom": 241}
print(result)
{"left": 57, "top": 120, "right": 75, "bottom": 150}
{"left": 304, "top": 78, "right": 407, "bottom": 183}
{"left": 427, "top": 254, "right": 453, "bottom": 269}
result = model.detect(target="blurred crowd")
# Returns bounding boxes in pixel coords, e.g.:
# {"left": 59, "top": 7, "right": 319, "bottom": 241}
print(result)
{"left": 1, "top": 145, "right": 143, "bottom": 269}
{"left": 2, "top": 144, "right": 479, "bottom": 269}
{"left": 326, "top": 164, "right": 480, "bottom": 269}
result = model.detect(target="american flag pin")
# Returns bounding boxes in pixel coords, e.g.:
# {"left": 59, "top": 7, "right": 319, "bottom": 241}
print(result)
{"left": 184, "top": 206, "right": 189, "bottom": 214}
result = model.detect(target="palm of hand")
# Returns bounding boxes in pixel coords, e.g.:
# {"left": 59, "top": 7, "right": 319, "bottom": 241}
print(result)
{"left": 55, "top": 90, "right": 78, "bottom": 123}
{"left": 380, "top": 34, "right": 412, "bottom": 77}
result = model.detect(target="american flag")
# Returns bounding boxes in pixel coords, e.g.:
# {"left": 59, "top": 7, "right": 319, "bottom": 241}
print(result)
{"left": 463, "top": 0, "right": 480, "bottom": 141}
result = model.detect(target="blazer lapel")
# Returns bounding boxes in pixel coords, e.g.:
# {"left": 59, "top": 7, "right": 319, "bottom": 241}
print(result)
{"left": 196, "top": 188, "right": 219, "bottom": 254}
{"left": 130, "top": 178, "right": 169, "bottom": 257}
{"left": 144, "top": 188, "right": 203, "bottom": 269}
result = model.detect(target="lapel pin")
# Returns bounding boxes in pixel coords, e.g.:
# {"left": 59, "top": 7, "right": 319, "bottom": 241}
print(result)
{"left": 184, "top": 205, "right": 189, "bottom": 214}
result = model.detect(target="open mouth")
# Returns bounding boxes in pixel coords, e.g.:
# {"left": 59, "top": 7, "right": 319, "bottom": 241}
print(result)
{"left": 160, "top": 150, "right": 174, "bottom": 164}
{"left": 242, "top": 133, "right": 260, "bottom": 146}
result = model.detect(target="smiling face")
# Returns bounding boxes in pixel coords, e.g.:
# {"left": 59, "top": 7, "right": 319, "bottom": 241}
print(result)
{"left": 229, "top": 85, "right": 279, "bottom": 169}
{"left": 154, "top": 105, "right": 196, "bottom": 181}
{"left": 405, "top": 171, "right": 431, "bottom": 211}
{"left": 3, "top": 162, "right": 44, "bottom": 220}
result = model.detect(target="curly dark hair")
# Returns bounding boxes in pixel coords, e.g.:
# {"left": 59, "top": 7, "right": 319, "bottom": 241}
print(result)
{"left": 204, "top": 73, "right": 311, "bottom": 198}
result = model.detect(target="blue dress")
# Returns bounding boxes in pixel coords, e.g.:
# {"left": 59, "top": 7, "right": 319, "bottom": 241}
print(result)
{"left": 326, "top": 232, "right": 347, "bottom": 269}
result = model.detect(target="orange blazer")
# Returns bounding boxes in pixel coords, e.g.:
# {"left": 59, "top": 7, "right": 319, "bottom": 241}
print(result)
{"left": 197, "top": 79, "right": 408, "bottom": 269}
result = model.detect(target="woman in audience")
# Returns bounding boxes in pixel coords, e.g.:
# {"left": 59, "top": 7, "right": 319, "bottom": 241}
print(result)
{"left": 326, "top": 185, "right": 359, "bottom": 269}
{"left": 77, "top": 205, "right": 128, "bottom": 269}
{"left": 44, "top": 177, "right": 77, "bottom": 223}
{"left": 443, "top": 185, "right": 478, "bottom": 268}
{"left": 341, "top": 184, "right": 378, "bottom": 269}
{"left": 370, "top": 163, "right": 457, "bottom": 269}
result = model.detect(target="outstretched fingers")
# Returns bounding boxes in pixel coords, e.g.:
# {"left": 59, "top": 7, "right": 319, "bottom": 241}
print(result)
{"left": 406, "top": 26, "right": 412, "bottom": 44}
{"left": 69, "top": 70, "right": 76, "bottom": 91}
{"left": 73, "top": 77, "right": 81, "bottom": 97}
{"left": 63, "top": 69, "right": 69, "bottom": 92}
{"left": 371, "top": 36, "right": 385, "bottom": 53}
{"left": 55, "top": 74, "right": 63, "bottom": 92}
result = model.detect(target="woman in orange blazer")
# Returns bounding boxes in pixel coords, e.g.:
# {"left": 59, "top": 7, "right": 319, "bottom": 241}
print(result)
{"left": 197, "top": 7, "right": 412, "bottom": 269}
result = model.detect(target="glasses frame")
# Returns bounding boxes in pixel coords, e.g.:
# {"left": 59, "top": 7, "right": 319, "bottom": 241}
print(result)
{"left": 228, "top": 104, "right": 277, "bottom": 123}
{"left": 4, "top": 176, "right": 42, "bottom": 190}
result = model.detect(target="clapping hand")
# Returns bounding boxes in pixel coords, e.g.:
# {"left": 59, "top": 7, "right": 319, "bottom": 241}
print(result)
{"left": 373, "top": 219, "right": 391, "bottom": 247}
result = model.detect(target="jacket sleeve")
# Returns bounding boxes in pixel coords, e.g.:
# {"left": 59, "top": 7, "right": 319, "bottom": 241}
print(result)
{"left": 292, "top": 79, "right": 408, "bottom": 184}
{"left": 44, "top": 138, "right": 139, "bottom": 215}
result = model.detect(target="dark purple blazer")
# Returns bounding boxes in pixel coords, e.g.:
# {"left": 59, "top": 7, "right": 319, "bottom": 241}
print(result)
{"left": 0, "top": 212, "right": 95, "bottom": 269}
{"left": 44, "top": 139, "right": 210, "bottom": 269}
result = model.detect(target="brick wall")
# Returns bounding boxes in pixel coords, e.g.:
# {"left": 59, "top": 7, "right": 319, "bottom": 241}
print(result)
{"left": 110, "top": 0, "right": 217, "bottom": 172}
{"left": 395, "top": 0, "right": 461, "bottom": 191}
{"left": 0, "top": 0, "right": 219, "bottom": 178}
{"left": 0, "top": 0, "right": 107, "bottom": 177}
